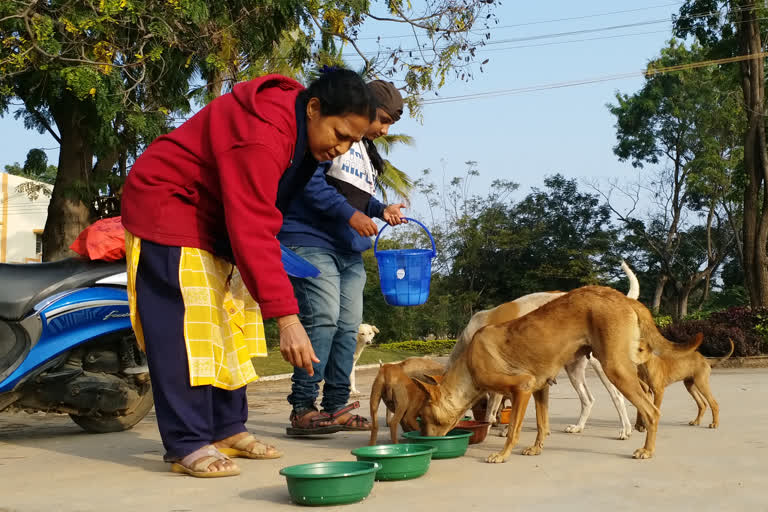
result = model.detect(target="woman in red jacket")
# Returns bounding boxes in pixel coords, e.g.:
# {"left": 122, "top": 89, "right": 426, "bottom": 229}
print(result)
{"left": 121, "top": 69, "right": 375, "bottom": 477}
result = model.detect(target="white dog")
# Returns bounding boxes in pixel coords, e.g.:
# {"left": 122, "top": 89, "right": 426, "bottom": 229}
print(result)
{"left": 450, "top": 261, "right": 639, "bottom": 440}
{"left": 350, "top": 323, "right": 379, "bottom": 395}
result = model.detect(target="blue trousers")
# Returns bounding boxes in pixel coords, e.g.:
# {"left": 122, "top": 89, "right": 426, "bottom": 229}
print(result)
{"left": 135, "top": 240, "right": 247, "bottom": 460}
{"left": 286, "top": 247, "right": 366, "bottom": 414}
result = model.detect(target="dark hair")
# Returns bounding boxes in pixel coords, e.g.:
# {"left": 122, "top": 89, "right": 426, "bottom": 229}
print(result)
{"left": 363, "top": 138, "right": 386, "bottom": 177}
{"left": 300, "top": 68, "right": 376, "bottom": 121}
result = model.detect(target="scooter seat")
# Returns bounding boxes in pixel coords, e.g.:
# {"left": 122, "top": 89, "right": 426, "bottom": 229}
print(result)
{"left": 0, "top": 259, "right": 126, "bottom": 321}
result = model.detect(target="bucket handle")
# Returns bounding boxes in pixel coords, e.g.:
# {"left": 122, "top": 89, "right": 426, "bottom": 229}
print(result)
{"left": 374, "top": 217, "right": 436, "bottom": 258}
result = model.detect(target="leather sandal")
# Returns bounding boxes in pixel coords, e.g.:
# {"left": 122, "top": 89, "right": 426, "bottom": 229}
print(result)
{"left": 286, "top": 409, "right": 342, "bottom": 436}
{"left": 324, "top": 401, "right": 371, "bottom": 431}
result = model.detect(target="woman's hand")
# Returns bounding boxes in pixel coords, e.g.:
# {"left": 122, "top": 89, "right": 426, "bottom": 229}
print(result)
{"left": 277, "top": 315, "right": 319, "bottom": 376}
{"left": 349, "top": 211, "right": 379, "bottom": 236}
{"left": 383, "top": 203, "right": 407, "bottom": 226}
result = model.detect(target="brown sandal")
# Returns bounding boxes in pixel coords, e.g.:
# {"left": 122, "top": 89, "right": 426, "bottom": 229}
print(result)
{"left": 286, "top": 409, "right": 342, "bottom": 436}
{"left": 325, "top": 402, "right": 371, "bottom": 431}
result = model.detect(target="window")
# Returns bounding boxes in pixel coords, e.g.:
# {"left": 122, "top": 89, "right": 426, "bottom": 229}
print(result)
{"left": 35, "top": 233, "right": 42, "bottom": 256}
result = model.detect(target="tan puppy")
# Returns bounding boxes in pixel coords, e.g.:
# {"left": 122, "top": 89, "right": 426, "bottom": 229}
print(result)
{"left": 636, "top": 339, "right": 734, "bottom": 431}
{"left": 416, "top": 286, "right": 702, "bottom": 463}
{"left": 368, "top": 357, "right": 445, "bottom": 445}
{"left": 450, "top": 261, "right": 640, "bottom": 439}
{"left": 350, "top": 323, "right": 379, "bottom": 395}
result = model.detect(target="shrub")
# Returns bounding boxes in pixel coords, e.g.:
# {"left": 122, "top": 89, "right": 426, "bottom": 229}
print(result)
{"left": 377, "top": 339, "right": 456, "bottom": 355}
{"left": 660, "top": 305, "right": 768, "bottom": 357}
{"left": 654, "top": 315, "right": 673, "bottom": 329}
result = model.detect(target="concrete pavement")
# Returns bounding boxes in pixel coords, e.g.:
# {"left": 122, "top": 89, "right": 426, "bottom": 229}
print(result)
{"left": 0, "top": 366, "right": 766, "bottom": 511}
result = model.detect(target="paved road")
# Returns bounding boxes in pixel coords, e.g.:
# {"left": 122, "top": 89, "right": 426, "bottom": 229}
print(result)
{"left": 0, "top": 366, "right": 765, "bottom": 511}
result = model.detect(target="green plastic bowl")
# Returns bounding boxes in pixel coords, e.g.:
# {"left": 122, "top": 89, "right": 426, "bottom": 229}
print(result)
{"left": 401, "top": 429, "right": 473, "bottom": 459}
{"left": 279, "top": 461, "right": 380, "bottom": 506}
{"left": 350, "top": 444, "right": 435, "bottom": 481}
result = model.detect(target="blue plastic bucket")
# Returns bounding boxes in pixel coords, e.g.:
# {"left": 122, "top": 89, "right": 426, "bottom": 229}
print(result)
{"left": 373, "top": 218, "right": 436, "bottom": 306}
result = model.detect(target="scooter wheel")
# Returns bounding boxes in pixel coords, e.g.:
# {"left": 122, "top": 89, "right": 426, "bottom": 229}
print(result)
{"left": 70, "top": 383, "right": 154, "bottom": 433}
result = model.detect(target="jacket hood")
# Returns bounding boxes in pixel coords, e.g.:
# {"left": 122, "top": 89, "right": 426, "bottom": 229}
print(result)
{"left": 231, "top": 74, "right": 305, "bottom": 136}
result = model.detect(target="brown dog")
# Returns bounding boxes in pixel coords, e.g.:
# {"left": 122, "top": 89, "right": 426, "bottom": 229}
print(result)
{"left": 636, "top": 339, "right": 734, "bottom": 431}
{"left": 450, "top": 261, "right": 640, "bottom": 440}
{"left": 369, "top": 357, "right": 445, "bottom": 445}
{"left": 415, "top": 286, "right": 703, "bottom": 463}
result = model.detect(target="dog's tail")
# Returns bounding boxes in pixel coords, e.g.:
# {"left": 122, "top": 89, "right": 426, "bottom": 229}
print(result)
{"left": 368, "top": 368, "right": 386, "bottom": 445}
{"left": 632, "top": 302, "right": 703, "bottom": 359}
{"left": 621, "top": 260, "right": 640, "bottom": 300}
{"left": 711, "top": 339, "right": 735, "bottom": 368}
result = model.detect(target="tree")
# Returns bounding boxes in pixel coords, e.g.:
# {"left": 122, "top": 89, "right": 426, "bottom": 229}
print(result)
{"left": 1, "top": 0, "right": 500, "bottom": 260}
{"left": 5, "top": 148, "right": 57, "bottom": 185}
{"left": 374, "top": 133, "right": 415, "bottom": 202}
{"left": 411, "top": 166, "right": 620, "bottom": 316}
{"left": 674, "top": 1, "right": 768, "bottom": 307}
{"left": 4, "top": 148, "right": 57, "bottom": 200}
{"left": 605, "top": 40, "right": 740, "bottom": 316}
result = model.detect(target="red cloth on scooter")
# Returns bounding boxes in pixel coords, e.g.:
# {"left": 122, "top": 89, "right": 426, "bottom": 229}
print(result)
{"left": 69, "top": 216, "right": 126, "bottom": 262}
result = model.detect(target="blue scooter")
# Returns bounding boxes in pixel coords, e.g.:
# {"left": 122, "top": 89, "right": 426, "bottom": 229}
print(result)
{"left": 0, "top": 244, "right": 318, "bottom": 433}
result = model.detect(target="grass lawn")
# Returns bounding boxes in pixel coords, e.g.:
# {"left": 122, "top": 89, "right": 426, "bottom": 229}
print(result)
{"left": 252, "top": 346, "right": 422, "bottom": 377}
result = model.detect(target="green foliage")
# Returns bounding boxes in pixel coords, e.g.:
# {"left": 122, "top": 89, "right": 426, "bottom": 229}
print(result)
{"left": 377, "top": 339, "right": 456, "bottom": 355}
{"left": 654, "top": 315, "right": 673, "bottom": 329}
{"left": 608, "top": 39, "right": 741, "bottom": 316}
{"left": 1, "top": 0, "right": 501, "bottom": 257}
{"left": 5, "top": 149, "right": 57, "bottom": 187}
{"left": 374, "top": 134, "right": 415, "bottom": 203}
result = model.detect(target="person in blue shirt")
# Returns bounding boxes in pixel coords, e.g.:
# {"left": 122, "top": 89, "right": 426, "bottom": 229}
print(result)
{"left": 279, "top": 80, "right": 406, "bottom": 435}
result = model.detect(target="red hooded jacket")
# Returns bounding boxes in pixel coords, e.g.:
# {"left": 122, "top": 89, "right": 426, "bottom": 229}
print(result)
{"left": 122, "top": 75, "right": 311, "bottom": 318}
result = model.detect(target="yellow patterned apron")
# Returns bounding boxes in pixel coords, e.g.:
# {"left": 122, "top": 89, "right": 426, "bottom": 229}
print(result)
{"left": 125, "top": 232, "right": 267, "bottom": 390}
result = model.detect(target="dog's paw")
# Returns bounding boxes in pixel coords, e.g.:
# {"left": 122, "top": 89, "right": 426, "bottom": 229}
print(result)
{"left": 486, "top": 453, "right": 508, "bottom": 464}
{"left": 618, "top": 429, "right": 631, "bottom": 440}
{"left": 634, "top": 423, "right": 646, "bottom": 433}
{"left": 564, "top": 424, "right": 583, "bottom": 434}
{"left": 632, "top": 448, "right": 653, "bottom": 459}
{"left": 521, "top": 445, "right": 542, "bottom": 456}
{"left": 708, "top": 422, "right": 718, "bottom": 429}
{"left": 688, "top": 420, "right": 700, "bottom": 426}
{"left": 350, "top": 389, "right": 361, "bottom": 396}
{"left": 496, "top": 426, "right": 509, "bottom": 437}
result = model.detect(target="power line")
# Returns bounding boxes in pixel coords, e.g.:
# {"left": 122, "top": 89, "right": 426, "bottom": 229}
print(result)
{"left": 421, "top": 51, "right": 768, "bottom": 105}
{"left": 349, "top": 18, "right": 674, "bottom": 56}
{"left": 343, "top": 4, "right": 749, "bottom": 60}
{"left": 352, "top": 2, "right": 685, "bottom": 41}
{"left": 342, "top": 12, "right": 764, "bottom": 71}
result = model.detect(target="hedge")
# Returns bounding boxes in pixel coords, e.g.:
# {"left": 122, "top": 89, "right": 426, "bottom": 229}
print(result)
{"left": 377, "top": 339, "right": 457, "bottom": 355}
{"left": 660, "top": 306, "right": 768, "bottom": 357}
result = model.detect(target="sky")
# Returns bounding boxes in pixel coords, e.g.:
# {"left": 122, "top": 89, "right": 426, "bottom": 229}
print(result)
{"left": 0, "top": 1, "right": 688, "bottom": 222}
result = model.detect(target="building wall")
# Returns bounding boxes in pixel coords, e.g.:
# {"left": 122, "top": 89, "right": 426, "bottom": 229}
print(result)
{"left": 0, "top": 172, "right": 51, "bottom": 263}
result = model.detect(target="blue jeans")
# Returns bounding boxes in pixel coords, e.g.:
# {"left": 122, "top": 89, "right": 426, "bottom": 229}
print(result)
{"left": 286, "top": 246, "right": 366, "bottom": 414}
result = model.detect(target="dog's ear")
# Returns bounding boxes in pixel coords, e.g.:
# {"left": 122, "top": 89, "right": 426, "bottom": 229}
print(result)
{"left": 423, "top": 374, "right": 444, "bottom": 385}
{"left": 372, "top": 325, "right": 380, "bottom": 334}
{"left": 412, "top": 377, "right": 441, "bottom": 402}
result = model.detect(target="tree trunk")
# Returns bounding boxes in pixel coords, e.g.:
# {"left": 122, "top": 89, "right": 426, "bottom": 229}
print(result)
{"left": 652, "top": 273, "right": 668, "bottom": 314}
{"left": 698, "top": 205, "right": 716, "bottom": 311}
{"left": 678, "top": 285, "right": 690, "bottom": 319}
{"left": 42, "top": 117, "right": 93, "bottom": 261}
{"left": 698, "top": 272, "right": 712, "bottom": 312}
{"left": 738, "top": 1, "right": 768, "bottom": 307}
